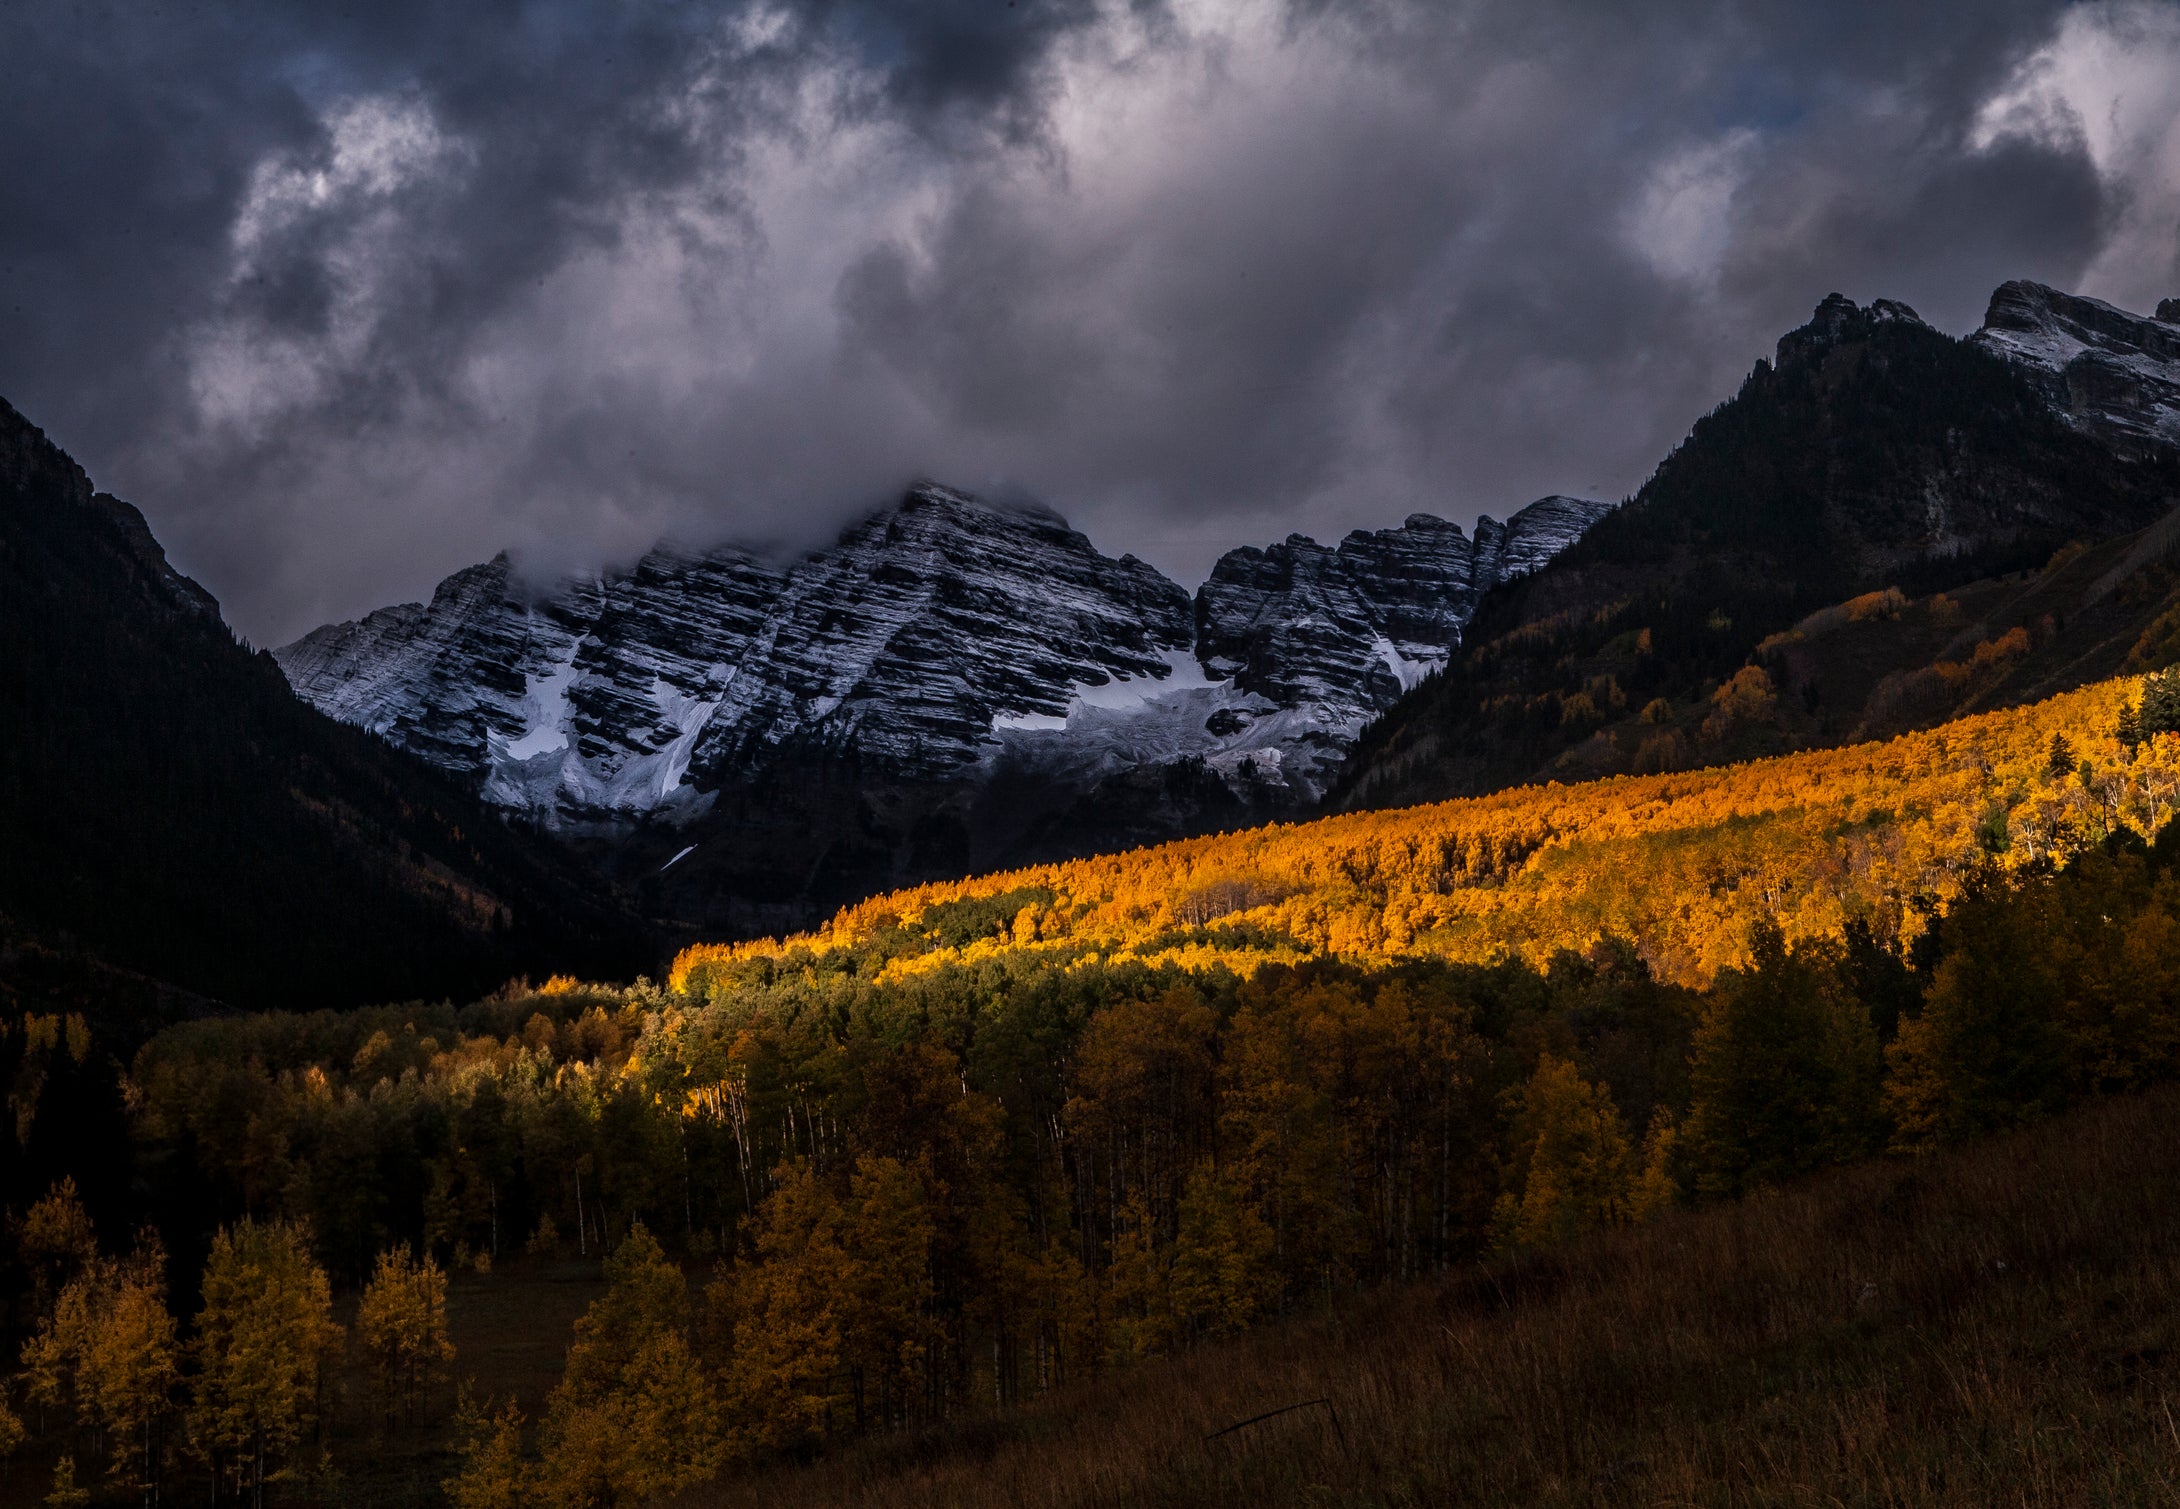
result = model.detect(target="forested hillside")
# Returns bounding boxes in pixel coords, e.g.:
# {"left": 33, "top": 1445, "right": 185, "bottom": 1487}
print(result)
{"left": 709, "top": 1084, "right": 2180, "bottom": 1507}
{"left": 679, "top": 671, "right": 2160, "bottom": 989}
{"left": 15, "top": 672, "right": 2180, "bottom": 1502}
{"left": 1336, "top": 297, "right": 2180, "bottom": 809}
{"left": 0, "top": 395, "right": 655, "bottom": 1020}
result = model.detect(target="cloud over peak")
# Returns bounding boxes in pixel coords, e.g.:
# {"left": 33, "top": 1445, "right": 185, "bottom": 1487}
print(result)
{"left": 2, "top": 0, "right": 2174, "bottom": 644}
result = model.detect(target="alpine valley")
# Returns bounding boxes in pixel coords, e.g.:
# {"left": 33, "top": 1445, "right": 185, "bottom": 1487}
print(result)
{"left": 16, "top": 264, "right": 2180, "bottom": 1509}
{"left": 268, "top": 276, "right": 2180, "bottom": 937}
{"left": 35, "top": 10, "right": 2180, "bottom": 1506}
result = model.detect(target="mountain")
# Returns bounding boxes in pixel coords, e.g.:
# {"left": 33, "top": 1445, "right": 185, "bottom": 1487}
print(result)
{"left": 278, "top": 488, "right": 1196, "bottom": 823}
{"left": 0, "top": 394, "right": 654, "bottom": 1015}
{"left": 1336, "top": 283, "right": 2180, "bottom": 810}
{"left": 277, "top": 487, "right": 1606, "bottom": 930}
{"left": 1196, "top": 498, "right": 1613, "bottom": 713}
{"left": 1971, "top": 280, "right": 2180, "bottom": 456}
{"left": 986, "top": 493, "right": 1615, "bottom": 809}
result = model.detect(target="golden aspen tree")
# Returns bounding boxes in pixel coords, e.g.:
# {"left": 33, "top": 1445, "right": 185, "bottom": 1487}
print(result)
{"left": 1493, "top": 1054, "right": 1635, "bottom": 1251}
{"left": 357, "top": 1248, "right": 455, "bottom": 1430}
{"left": 0, "top": 1396, "right": 22, "bottom": 1473}
{"left": 78, "top": 1239, "right": 179, "bottom": 1503}
{"left": 18, "top": 1241, "right": 179, "bottom": 1493}
{"left": 1628, "top": 1112, "right": 1682, "bottom": 1220}
{"left": 44, "top": 1455, "right": 89, "bottom": 1509}
{"left": 20, "top": 1178, "right": 96, "bottom": 1321}
{"left": 21, "top": 1271, "right": 92, "bottom": 1432}
{"left": 1169, "top": 1163, "right": 1277, "bottom": 1338}
{"left": 836, "top": 1157, "right": 934, "bottom": 1431}
{"left": 716, "top": 1163, "right": 848, "bottom": 1453}
{"left": 534, "top": 1225, "right": 721, "bottom": 1507}
{"left": 962, "top": 1184, "right": 1096, "bottom": 1402}
{"left": 188, "top": 1220, "right": 342, "bottom": 1508}
{"left": 1099, "top": 1194, "right": 1172, "bottom": 1364}
{"left": 445, "top": 1394, "right": 529, "bottom": 1509}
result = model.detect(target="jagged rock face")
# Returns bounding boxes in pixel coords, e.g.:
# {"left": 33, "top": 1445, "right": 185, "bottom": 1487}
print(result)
{"left": 684, "top": 488, "right": 1194, "bottom": 779}
{"left": 279, "top": 557, "right": 625, "bottom": 794}
{"left": 1775, "top": 293, "right": 1929, "bottom": 367}
{"left": 279, "top": 486, "right": 1202, "bottom": 825}
{"left": 279, "top": 485, "right": 1611, "bottom": 828}
{"left": 987, "top": 498, "right": 1611, "bottom": 802}
{"left": 1972, "top": 281, "right": 2180, "bottom": 456}
{"left": 1198, "top": 497, "right": 1616, "bottom": 712}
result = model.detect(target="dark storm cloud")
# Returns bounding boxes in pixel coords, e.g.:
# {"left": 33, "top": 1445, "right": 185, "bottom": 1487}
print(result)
{"left": 0, "top": 0, "right": 2171, "bottom": 644}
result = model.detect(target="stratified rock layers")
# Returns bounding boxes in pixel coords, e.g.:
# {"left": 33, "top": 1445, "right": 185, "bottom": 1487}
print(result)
{"left": 277, "top": 487, "right": 1610, "bottom": 824}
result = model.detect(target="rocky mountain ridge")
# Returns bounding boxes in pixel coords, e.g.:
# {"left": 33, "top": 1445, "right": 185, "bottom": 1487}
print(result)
{"left": 1335, "top": 279, "right": 2180, "bottom": 812}
{"left": 1971, "top": 280, "right": 2180, "bottom": 456}
{"left": 277, "top": 489, "right": 1609, "bottom": 830}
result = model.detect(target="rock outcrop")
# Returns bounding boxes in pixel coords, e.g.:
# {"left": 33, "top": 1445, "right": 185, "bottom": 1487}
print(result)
{"left": 1972, "top": 281, "right": 2180, "bottom": 457}
{"left": 277, "top": 487, "right": 1612, "bottom": 827}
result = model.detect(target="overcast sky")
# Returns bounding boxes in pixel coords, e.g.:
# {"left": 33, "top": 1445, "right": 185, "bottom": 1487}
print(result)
{"left": 5, "top": 0, "right": 2179, "bottom": 644}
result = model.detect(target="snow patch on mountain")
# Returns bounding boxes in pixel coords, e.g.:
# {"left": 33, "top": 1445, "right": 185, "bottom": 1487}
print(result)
{"left": 277, "top": 484, "right": 1614, "bottom": 826}
{"left": 1371, "top": 635, "right": 1435, "bottom": 692}
{"left": 499, "top": 646, "right": 579, "bottom": 761}
{"left": 993, "top": 649, "right": 1230, "bottom": 734}
{"left": 1972, "top": 281, "right": 2180, "bottom": 455}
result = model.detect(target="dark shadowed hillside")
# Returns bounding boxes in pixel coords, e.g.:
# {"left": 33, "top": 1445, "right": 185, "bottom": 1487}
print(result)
{"left": 703, "top": 1084, "right": 2180, "bottom": 1509}
{"left": 0, "top": 396, "right": 655, "bottom": 1015}
{"left": 1337, "top": 295, "right": 2180, "bottom": 810}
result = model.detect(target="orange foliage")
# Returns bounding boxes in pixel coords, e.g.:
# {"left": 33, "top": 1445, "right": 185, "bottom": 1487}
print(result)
{"left": 675, "top": 677, "right": 2169, "bottom": 992}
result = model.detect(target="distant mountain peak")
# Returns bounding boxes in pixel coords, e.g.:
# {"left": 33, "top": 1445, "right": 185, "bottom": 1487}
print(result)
{"left": 276, "top": 486, "right": 1613, "bottom": 856}
{"left": 1774, "top": 293, "right": 1928, "bottom": 369}
{"left": 1972, "top": 281, "right": 2180, "bottom": 455}
{"left": 1197, "top": 494, "right": 1614, "bottom": 721}
{"left": 279, "top": 483, "right": 1204, "bottom": 828}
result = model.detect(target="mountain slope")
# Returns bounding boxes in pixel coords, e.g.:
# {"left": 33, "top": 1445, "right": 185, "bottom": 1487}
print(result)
{"left": 1196, "top": 497, "right": 1613, "bottom": 714}
{"left": 277, "top": 489, "right": 1201, "bottom": 824}
{"left": 276, "top": 488, "right": 1607, "bottom": 933}
{"left": 1972, "top": 280, "right": 2180, "bottom": 455}
{"left": 280, "top": 491, "right": 1609, "bottom": 827}
{"left": 0, "top": 395, "right": 654, "bottom": 1012}
{"left": 708, "top": 1084, "right": 2180, "bottom": 1509}
{"left": 1336, "top": 286, "right": 2180, "bottom": 810}
{"left": 675, "top": 673, "right": 2146, "bottom": 993}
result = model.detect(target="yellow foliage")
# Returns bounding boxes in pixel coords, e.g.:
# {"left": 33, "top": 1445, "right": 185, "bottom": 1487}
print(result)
{"left": 1493, "top": 1055, "right": 1633, "bottom": 1251}
{"left": 675, "top": 677, "right": 2161, "bottom": 992}
{"left": 189, "top": 1220, "right": 343, "bottom": 1502}
{"left": 21, "top": 1178, "right": 97, "bottom": 1318}
{"left": 22, "top": 1234, "right": 179, "bottom": 1490}
{"left": 358, "top": 1247, "right": 455, "bottom": 1429}
{"left": 445, "top": 1395, "right": 529, "bottom": 1509}
{"left": 1845, "top": 587, "right": 1908, "bottom": 623}
{"left": 536, "top": 1225, "right": 722, "bottom": 1505}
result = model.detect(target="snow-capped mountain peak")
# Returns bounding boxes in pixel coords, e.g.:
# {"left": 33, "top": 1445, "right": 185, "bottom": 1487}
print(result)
{"left": 275, "top": 485, "right": 1614, "bottom": 832}
{"left": 1971, "top": 280, "right": 2180, "bottom": 455}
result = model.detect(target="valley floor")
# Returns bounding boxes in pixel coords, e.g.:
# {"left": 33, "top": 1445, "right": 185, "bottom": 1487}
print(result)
{"left": 694, "top": 1085, "right": 2180, "bottom": 1508}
